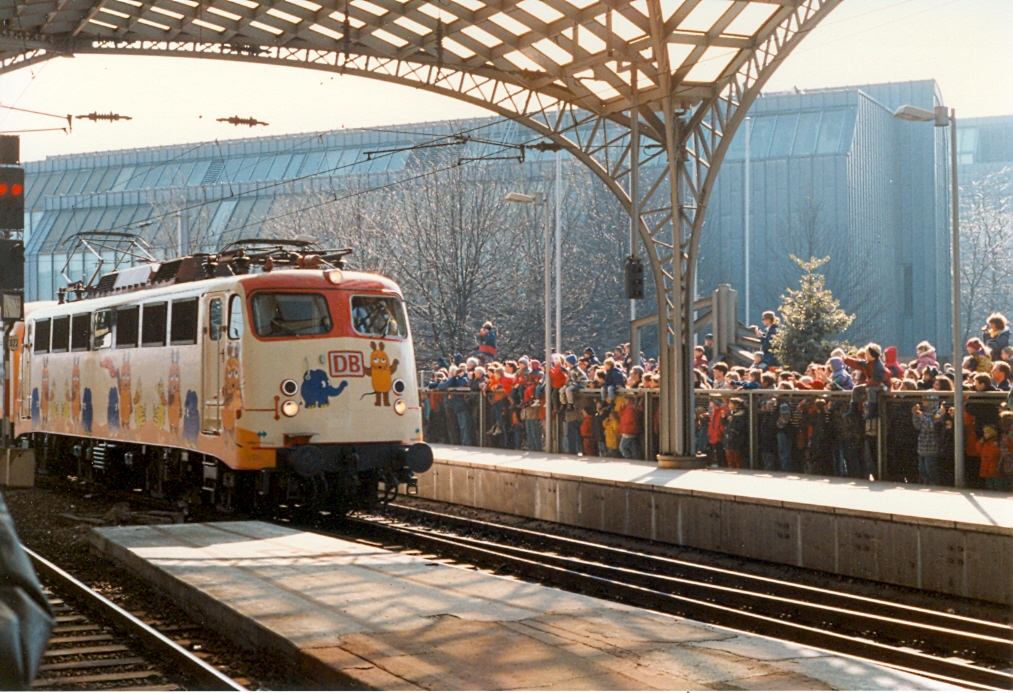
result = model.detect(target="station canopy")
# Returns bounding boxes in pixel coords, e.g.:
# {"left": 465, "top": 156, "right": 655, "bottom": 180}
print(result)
{"left": 2, "top": 0, "right": 811, "bottom": 118}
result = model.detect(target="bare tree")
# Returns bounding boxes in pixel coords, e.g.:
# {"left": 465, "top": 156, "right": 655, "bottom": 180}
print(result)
{"left": 960, "top": 167, "right": 1012, "bottom": 340}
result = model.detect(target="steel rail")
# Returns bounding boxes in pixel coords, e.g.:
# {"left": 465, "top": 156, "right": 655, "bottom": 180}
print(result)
{"left": 342, "top": 514, "right": 1012, "bottom": 690}
{"left": 387, "top": 504, "right": 1010, "bottom": 641}
{"left": 24, "top": 546, "right": 247, "bottom": 692}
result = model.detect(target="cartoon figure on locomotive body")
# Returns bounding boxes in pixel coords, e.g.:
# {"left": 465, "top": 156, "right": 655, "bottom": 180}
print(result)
{"left": 363, "top": 341, "right": 399, "bottom": 407}
{"left": 222, "top": 343, "right": 243, "bottom": 447}
{"left": 69, "top": 356, "right": 82, "bottom": 424}
{"left": 40, "top": 358, "right": 51, "bottom": 424}
{"left": 162, "top": 350, "right": 183, "bottom": 438}
{"left": 100, "top": 354, "right": 138, "bottom": 432}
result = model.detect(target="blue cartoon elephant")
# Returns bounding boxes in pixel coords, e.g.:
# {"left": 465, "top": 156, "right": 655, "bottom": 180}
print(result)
{"left": 301, "top": 370, "right": 348, "bottom": 408}
{"left": 31, "top": 388, "right": 39, "bottom": 426}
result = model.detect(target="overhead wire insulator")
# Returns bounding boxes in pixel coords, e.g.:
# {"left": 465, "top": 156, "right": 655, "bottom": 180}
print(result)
{"left": 216, "top": 115, "right": 269, "bottom": 127}
{"left": 76, "top": 112, "right": 132, "bottom": 122}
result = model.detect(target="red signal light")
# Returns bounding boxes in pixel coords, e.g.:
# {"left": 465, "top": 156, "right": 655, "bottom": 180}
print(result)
{"left": 11, "top": 184, "right": 22, "bottom": 196}
{"left": 0, "top": 184, "right": 7, "bottom": 195}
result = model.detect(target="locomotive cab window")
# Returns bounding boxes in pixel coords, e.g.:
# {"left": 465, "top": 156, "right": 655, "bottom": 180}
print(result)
{"left": 250, "top": 293, "right": 331, "bottom": 338}
{"left": 228, "top": 295, "right": 244, "bottom": 340}
{"left": 208, "top": 298, "right": 223, "bottom": 341}
{"left": 142, "top": 302, "right": 168, "bottom": 347}
{"left": 170, "top": 299, "right": 198, "bottom": 345}
{"left": 34, "top": 318, "right": 50, "bottom": 354}
{"left": 71, "top": 313, "right": 91, "bottom": 351}
{"left": 351, "top": 296, "right": 407, "bottom": 338}
{"left": 115, "top": 306, "right": 139, "bottom": 348}
{"left": 93, "top": 310, "right": 113, "bottom": 350}
{"left": 51, "top": 316, "right": 70, "bottom": 353}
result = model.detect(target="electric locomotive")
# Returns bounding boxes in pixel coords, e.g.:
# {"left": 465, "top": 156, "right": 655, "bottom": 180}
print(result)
{"left": 11, "top": 239, "right": 432, "bottom": 513}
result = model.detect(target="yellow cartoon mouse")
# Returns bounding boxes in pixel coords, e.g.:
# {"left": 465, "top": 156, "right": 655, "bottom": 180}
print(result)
{"left": 362, "top": 341, "right": 399, "bottom": 407}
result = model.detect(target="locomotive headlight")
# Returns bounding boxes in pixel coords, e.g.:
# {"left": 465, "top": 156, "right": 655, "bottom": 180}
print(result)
{"left": 280, "top": 379, "right": 299, "bottom": 396}
{"left": 281, "top": 400, "right": 300, "bottom": 417}
{"left": 393, "top": 399, "right": 407, "bottom": 416}
{"left": 392, "top": 379, "right": 406, "bottom": 395}
{"left": 325, "top": 269, "right": 343, "bottom": 285}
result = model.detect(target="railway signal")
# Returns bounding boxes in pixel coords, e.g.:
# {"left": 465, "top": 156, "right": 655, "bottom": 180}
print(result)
{"left": 625, "top": 256, "right": 644, "bottom": 300}
{"left": 0, "top": 166, "right": 25, "bottom": 231}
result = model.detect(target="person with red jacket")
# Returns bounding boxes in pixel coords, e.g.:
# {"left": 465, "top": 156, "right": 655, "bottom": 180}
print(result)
{"left": 845, "top": 343, "right": 889, "bottom": 419}
{"left": 579, "top": 406, "right": 596, "bottom": 457}
{"left": 707, "top": 395, "right": 728, "bottom": 467}
{"left": 884, "top": 346, "right": 904, "bottom": 381}
{"left": 617, "top": 396, "right": 642, "bottom": 459}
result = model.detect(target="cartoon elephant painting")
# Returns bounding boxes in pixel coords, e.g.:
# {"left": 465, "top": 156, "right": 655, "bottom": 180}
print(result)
{"left": 301, "top": 370, "right": 348, "bottom": 408}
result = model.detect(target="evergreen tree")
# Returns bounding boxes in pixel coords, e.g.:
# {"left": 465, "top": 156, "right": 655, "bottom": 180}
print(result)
{"left": 771, "top": 255, "right": 854, "bottom": 372}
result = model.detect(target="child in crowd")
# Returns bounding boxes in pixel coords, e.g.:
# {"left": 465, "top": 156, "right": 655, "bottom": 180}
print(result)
{"left": 722, "top": 398, "right": 748, "bottom": 468}
{"left": 845, "top": 343, "right": 888, "bottom": 419}
{"left": 828, "top": 357, "right": 855, "bottom": 390}
{"left": 978, "top": 424, "right": 1003, "bottom": 491}
{"left": 915, "top": 341, "right": 939, "bottom": 374}
{"left": 965, "top": 338, "right": 994, "bottom": 374}
{"left": 560, "top": 354, "right": 587, "bottom": 409}
{"left": 603, "top": 409, "right": 621, "bottom": 457}
{"left": 1000, "top": 411, "right": 1013, "bottom": 491}
{"left": 912, "top": 397, "right": 942, "bottom": 486}
{"left": 694, "top": 346, "right": 708, "bottom": 371}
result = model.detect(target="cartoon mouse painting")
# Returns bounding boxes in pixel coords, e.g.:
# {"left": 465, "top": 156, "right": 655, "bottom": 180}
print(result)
{"left": 362, "top": 341, "right": 399, "bottom": 407}
{"left": 222, "top": 343, "right": 243, "bottom": 445}
{"left": 161, "top": 350, "right": 183, "bottom": 437}
{"left": 101, "top": 354, "right": 139, "bottom": 430}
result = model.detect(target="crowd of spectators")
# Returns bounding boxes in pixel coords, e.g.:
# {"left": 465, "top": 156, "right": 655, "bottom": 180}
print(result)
{"left": 421, "top": 313, "right": 1013, "bottom": 490}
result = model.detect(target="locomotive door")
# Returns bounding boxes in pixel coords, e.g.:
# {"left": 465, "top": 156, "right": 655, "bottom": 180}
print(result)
{"left": 19, "top": 322, "right": 31, "bottom": 419}
{"left": 202, "top": 293, "right": 226, "bottom": 432}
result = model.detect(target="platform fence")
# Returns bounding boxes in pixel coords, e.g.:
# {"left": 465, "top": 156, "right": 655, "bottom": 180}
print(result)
{"left": 419, "top": 388, "right": 1010, "bottom": 490}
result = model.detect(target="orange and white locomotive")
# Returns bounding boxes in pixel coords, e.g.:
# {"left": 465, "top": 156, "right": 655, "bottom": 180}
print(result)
{"left": 11, "top": 240, "right": 432, "bottom": 512}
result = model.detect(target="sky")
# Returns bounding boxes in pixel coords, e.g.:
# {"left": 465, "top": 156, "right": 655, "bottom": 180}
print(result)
{"left": 1, "top": 0, "right": 1011, "bottom": 162}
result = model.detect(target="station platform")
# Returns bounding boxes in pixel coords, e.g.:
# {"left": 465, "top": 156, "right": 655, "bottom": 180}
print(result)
{"left": 91, "top": 521, "right": 950, "bottom": 690}
{"left": 418, "top": 445, "right": 1013, "bottom": 606}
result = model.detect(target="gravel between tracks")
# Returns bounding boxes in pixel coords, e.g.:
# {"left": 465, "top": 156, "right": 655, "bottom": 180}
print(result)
{"left": 3, "top": 484, "right": 311, "bottom": 691}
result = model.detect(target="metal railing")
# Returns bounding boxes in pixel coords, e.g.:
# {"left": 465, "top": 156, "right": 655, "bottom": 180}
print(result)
{"left": 419, "top": 387, "right": 1010, "bottom": 489}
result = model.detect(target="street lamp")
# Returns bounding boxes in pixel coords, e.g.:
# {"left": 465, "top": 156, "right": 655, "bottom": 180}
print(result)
{"left": 893, "top": 103, "right": 963, "bottom": 487}
{"left": 504, "top": 190, "right": 553, "bottom": 453}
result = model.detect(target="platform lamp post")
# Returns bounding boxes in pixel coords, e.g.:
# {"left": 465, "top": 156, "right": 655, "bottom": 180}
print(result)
{"left": 505, "top": 190, "right": 553, "bottom": 453}
{"left": 893, "top": 103, "right": 963, "bottom": 487}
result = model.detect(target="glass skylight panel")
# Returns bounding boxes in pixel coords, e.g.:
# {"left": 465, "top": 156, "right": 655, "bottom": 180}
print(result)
{"left": 487, "top": 12, "right": 529, "bottom": 36}
{"left": 451, "top": 0, "right": 484, "bottom": 10}
{"left": 748, "top": 116, "right": 774, "bottom": 159}
{"left": 193, "top": 18, "right": 226, "bottom": 31}
{"left": 309, "top": 23, "right": 343, "bottom": 40}
{"left": 393, "top": 16, "right": 431, "bottom": 35}
{"left": 137, "top": 18, "right": 171, "bottom": 30}
{"left": 350, "top": 0, "right": 387, "bottom": 16}
{"left": 187, "top": 160, "right": 211, "bottom": 184}
{"left": 249, "top": 19, "right": 284, "bottom": 34}
{"left": 267, "top": 155, "right": 292, "bottom": 179}
{"left": 677, "top": 0, "right": 733, "bottom": 33}
{"left": 150, "top": 5, "right": 184, "bottom": 18}
{"left": 792, "top": 111, "right": 820, "bottom": 157}
{"left": 226, "top": 0, "right": 259, "bottom": 9}
{"left": 284, "top": 154, "right": 306, "bottom": 178}
{"left": 517, "top": 0, "right": 564, "bottom": 24}
{"left": 598, "top": 10, "right": 641, "bottom": 42}
{"left": 502, "top": 50, "right": 542, "bottom": 71}
{"left": 768, "top": 113, "right": 798, "bottom": 159}
{"left": 87, "top": 18, "right": 117, "bottom": 28}
{"left": 682, "top": 46, "right": 735, "bottom": 83}
{"left": 286, "top": 0, "right": 322, "bottom": 11}
{"left": 417, "top": 5, "right": 457, "bottom": 23}
{"left": 372, "top": 28, "right": 409, "bottom": 47}
{"left": 99, "top": 8, "right": 130, "bottom": 19}
{"left": 723, "top": 3, "right": 776, "bottom": 37}
{"left": 533, "top": 38, "right": 571, "bottom": 65}
{"left": 207, "top": 6, "right": 242, "bottom": 21}
{"left": 266, "top": 7, "right": 301, "bottom": 22}
{"left": 442, "top": 37, "right": 475, "bottom": 58}
{"left": 815, "top": 109, "right": 846, "bottom": 155}
{"left": 460, "top": 25, "right": 502, "bottom": 47}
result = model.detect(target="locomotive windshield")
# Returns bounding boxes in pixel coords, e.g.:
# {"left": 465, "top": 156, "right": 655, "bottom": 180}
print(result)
{"left": 351, "top": 296, "right": 407, "bottom": 338}
{"left": 251, "top": 292, "right": 333, "bottom": 337}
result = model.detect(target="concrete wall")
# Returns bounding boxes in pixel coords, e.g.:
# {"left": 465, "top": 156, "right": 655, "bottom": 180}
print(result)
{"left": 415, "top": 459, "right": 1011, "bottom": 606}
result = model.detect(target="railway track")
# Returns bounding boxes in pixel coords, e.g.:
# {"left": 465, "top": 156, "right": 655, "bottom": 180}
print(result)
{"left": 26, "top": 547, "right": 246, "bottom": 692}
{"left": 339, "top": 505, "right": 1012, "bottom": 691}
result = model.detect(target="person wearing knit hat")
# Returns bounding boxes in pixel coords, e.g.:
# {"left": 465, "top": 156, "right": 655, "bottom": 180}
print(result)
{"left": 530, "top": 359, "right": 541, "bottom": 372}
{"left": 583, "top": 347, "right": 600, "bottom": 366}
{"left": 966, "top": 337, "right": 994, "bottom": 374}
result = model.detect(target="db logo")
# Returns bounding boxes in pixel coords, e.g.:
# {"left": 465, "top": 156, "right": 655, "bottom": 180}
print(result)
{"left": 329, "top": 351, "right": 364, "bottom": 377}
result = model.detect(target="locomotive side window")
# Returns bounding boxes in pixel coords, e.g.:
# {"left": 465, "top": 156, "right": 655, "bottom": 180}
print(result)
{"left": 142, "top": 303, "right": 168, "bottom": 347}
{"left": 250, "top": 293, "right": 331, "bottom": 338}
{"left": 52, "top": 316, "right": 70, "bottom": 353}
{"left": 351, "top": 296, "right": 407, "bottom": 338}
{"left": 227, "top": 295, "right": 244, "bottom": 340}
{"left": 71, "top": 313, "right": 91, "bottom": 351}
{"left": 115, "top": 306, "right": 139, "bottom": 348}
{"left": 170, "top": 298, "right": 198, "bottom": 345}
{"left": 93, "top": 310, "right": 113, "bottom": 350}
{"left": 208, "top": 298, "right": 223, "bottom": 341}
{"left": 34, "top": 318, "right": 50, "bottom": 354}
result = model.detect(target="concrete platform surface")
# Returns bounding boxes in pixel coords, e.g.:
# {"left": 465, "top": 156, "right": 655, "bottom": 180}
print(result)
{"left": 92, "top": 520, "right": 953, "bottom": 690}
{"left": 428, "top": 446, "right": 1013, "bottom": 532}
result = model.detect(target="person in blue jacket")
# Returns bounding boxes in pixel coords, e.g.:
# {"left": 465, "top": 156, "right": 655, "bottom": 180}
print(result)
{"left": 753, "top": 311, "right": 780, "bottom": 369}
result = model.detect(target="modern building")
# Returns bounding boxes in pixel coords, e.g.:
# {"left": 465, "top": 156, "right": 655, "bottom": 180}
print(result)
{"left": 24, "top": 79, "right": 993, "bottom": 356}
